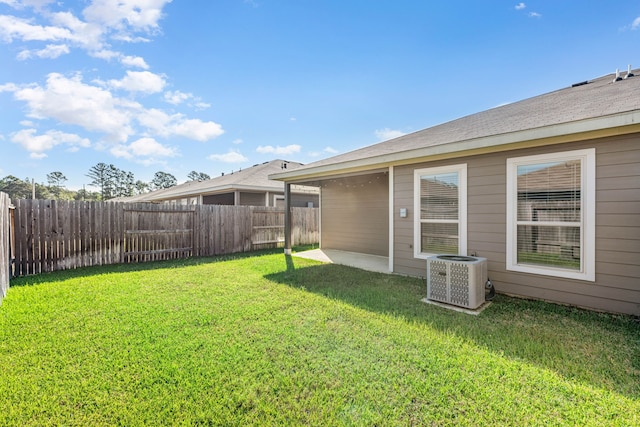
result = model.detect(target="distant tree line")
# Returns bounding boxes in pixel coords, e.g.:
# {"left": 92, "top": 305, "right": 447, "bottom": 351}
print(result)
{"left": 0, "top": 164, "right": 212, "bottom": 201}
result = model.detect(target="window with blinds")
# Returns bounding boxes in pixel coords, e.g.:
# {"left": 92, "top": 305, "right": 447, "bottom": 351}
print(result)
{"left": 414, "top": 165, "right": 467, "bottom": 259}
{"left": 506, "top": 149, "right": 595, "bottom": 281}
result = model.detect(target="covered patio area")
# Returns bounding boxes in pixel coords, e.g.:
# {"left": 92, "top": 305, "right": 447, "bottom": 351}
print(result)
{"left": 293, "top": 249, "right": 390, "bottom": 274}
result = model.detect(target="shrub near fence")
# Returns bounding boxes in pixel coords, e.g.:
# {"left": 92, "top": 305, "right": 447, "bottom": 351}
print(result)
{"left": 11, "top": 200, "right": 318, "bottom": 277}
{"left": 0, "top": 192, "right": 12, "bottom": 303}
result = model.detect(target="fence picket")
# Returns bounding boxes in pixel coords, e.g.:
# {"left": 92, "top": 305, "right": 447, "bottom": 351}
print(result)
{"left": 8, "top": 201, "right": 318, "bottom": 277}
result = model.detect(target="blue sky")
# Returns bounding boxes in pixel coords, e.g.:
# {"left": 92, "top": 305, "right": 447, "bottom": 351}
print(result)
{"left": 1, "top": 1, "right": 639, "bottom": 190}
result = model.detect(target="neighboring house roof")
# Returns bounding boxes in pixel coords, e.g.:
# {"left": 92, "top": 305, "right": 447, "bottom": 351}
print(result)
{"left": 115, "top": 159, "right": 316, "bottom": 202}
{"left": 271, "top": 69, "right": 640, "bottom": 182}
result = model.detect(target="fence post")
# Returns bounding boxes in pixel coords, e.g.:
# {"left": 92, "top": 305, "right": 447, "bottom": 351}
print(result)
{"left": 0, "top": 192, "right": 12, "bottom": 302}
{"left": 283, "top": 183, "right": 292, "bottom": 255}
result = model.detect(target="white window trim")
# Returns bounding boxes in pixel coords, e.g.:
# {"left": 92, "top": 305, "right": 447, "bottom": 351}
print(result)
{"left": 506, "top": 148, "right": 595, "bottom": 281}
{"left": 413, "top": 164, "right": 467, "bottom": 259}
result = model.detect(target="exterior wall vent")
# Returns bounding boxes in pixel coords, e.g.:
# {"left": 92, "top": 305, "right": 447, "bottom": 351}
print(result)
{"left": 614, "top": 69, "right": 622, "bottom": 82}
{"left": 624, "top": 64, "right": 634, "bottom": 79}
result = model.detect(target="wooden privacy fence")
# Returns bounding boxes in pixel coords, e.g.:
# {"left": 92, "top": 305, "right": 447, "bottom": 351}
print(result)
{"left": 11, "top": 200, "right": 318, "bottom": 277}
{"left": 0, "top": 192, "right": 13, "bottom": 304}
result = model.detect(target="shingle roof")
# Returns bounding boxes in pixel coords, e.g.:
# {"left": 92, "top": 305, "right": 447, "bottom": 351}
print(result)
{"left": 115, "top": 160, "right": 313, "bottom": 202}
{"left": 271, "top": 69, "right": 640, "bottom": 181}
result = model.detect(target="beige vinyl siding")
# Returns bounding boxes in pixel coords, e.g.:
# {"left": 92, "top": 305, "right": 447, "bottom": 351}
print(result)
{"left": 321, "top": 173, "right": 389, "bottom": 256}
{"left": 392, "top": 134, "right": 640, "bottom": 315}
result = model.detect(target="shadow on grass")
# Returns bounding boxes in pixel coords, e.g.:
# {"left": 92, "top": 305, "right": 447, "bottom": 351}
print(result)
{"left": 265, "top": 256, "right": 640, "bottom": 400}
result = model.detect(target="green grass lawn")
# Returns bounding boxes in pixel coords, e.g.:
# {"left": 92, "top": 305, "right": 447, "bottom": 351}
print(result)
{"left": 0, "top": 250, "right": 638, "bottom": 426}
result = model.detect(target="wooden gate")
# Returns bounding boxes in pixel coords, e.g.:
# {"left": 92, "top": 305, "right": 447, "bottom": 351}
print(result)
{"left": 123, "top": 204, "right": 195, "bottom": 263}
{"left": 251, "top": 208, "right": 285, "bottom": 247}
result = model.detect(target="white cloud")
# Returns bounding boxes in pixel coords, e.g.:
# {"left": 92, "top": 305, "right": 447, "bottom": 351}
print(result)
{"left": 233, "top": 139, "right": 243, "bottom": 144}
{"left": 111, "top": 34, "right": 151, "bottom": 43}
{"left": 82, "top": 0, "right": 171, "bottom": 31}
{"left": 136, "top": 108, "right": 224, "bottom": 141}
{"left": 0, "top": 14, "right": 74, "bottom": 43}
{"left": 135, "top": 108, "right": 170, "bottom": 134}
{"left": 129, "top": 137, "right": 176, "bottom": 157}
{"left": 163, "top": 90, "right": 210, "bottom": 109}
{"left": 108, "top": 70, "right": 166, "bottom": 94}
{"left": 49, "top": 11, "right": 104, "bottom": 49}
{"left": 121, "top": 55, "right": 149, "bottom": 69}
{"left": 324, "top": 146, "right": 338, "bottom": 154}
{"left": 171, "top": 118, "right": 223, "bottom": 141}
{"left": 11, "top": 128, "right": 90, "bottom": 157}
{"left": 0, "top": 82, "right": 18, "bottom": 92}
{"left": 0, "top": 1, "right": 172, "bottom": 61}
{"left": 90, "top": 49, "right": 150, "bottom": 68}
{"left": 8, "top": 72, "right": 222, "bottom": 147}
{"left": 11, "top": 72, "right": 136, "bottom": 142}
{"left": 91, "top": 48, "right": 120, "bottom": 60}
{"left": 164, "top": 90, "right": 192, "bottom": 105}
{"left": 256, "top": 144, "right": 301, "bottom": 155}
{"left": 17, "top": 43, "right": 70, "bottom": 59}
{"left": 110, "top": 137, "right": 176, "bottom": 159}
{"left": 0, "top": 1, "right": 224, "bottom": 160}
{"left": 632, "top": 17, "right": 640, "bottom": 30}
{"left": 374, "top": 128, "right": 406, "bottom": 140}
{"left": 1, "top": 0, "right": 55, "bottom": 9}
{"left": 208, "top": 151, "right": 248, "bottom": 163}
{"left": 193, "top": 101, "right": 211, "bottom": 110}
{"left": 515, "top": 3, "right": 541, "bottom": 18}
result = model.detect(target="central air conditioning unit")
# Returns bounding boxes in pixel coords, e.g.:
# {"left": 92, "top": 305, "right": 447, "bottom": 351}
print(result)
{"left": 426, "top": 255, "right": 488, "bottom": 309}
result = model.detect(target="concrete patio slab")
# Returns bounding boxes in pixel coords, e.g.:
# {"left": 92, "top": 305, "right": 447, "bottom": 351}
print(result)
{"left": 293, "top": 249, "right": 390, "bottom": 274}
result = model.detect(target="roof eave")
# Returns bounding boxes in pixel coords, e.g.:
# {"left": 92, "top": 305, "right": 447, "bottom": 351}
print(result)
{"left": 139, "top": 183, "right": 318, "bottom": 202}
{"left": 270, "top": 110, "right": 640, "bottom": 182}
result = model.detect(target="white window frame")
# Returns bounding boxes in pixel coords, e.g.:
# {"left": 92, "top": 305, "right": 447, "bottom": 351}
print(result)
{"left": 413, "top": 164, "right": 467, "bottom": 259}
{"left": 506, "top": 148, "right": 595, "bottom": 281}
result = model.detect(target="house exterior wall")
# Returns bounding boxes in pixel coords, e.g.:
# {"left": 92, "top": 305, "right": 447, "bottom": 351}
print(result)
{"left": 289, "top": 193, "right": 320, "bottom": 208}
{"left": 201, "top": 191, "right": 318, "bottom": 207}
{"left": 203, "top": 193, "right": 234, "bottom": 205}
{"left": 239, "top": 192, "right": 266, "bottom": 206}
{"left": 321, "top": 173, "right": 389, "bottom": 256}
{"left": 392, "top": 134, "right": 640, "bottom": 315}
